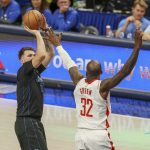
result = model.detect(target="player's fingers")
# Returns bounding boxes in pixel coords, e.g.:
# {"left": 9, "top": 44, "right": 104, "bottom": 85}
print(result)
{"left": 45, "top": 27, "right": 54, "bottom": 37}
{"left": 44, "top": 31, "right": 49, "bottom": 38}
{"left": 24, "top": 26, "right": 31, "bottom": 32}
{"left": 24, "top": 25, "right": 29, "bottom": 30}
{"left": 47, "top": 28, "right": 54, "bottom": 36}
{"left": 43, "top": 37, "right": 50, "bottom": 41}
{"left": 49, "top": 27, "right": 55, "bottom": 36}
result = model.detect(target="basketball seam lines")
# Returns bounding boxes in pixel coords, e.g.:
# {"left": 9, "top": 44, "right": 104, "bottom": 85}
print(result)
{"left": 32, "top": 11, "right": 40, "bottom": 29}
{"left": 36, "top": 12, "right": 43, "bottom": 28}
{"left": 28, "top": 11, "right": 32, "bottom": 29}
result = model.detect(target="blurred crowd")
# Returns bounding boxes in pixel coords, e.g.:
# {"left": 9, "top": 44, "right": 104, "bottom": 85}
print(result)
{"left": 0, "top": 0, "right": 80, "bottom": 32}
{"left": 0, "top": 0, "right": 150, "bottom": 40}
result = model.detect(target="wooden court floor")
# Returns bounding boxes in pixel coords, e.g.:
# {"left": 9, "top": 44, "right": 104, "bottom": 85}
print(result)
{"left": 0, "top": 98, "right": 150, "bottom": 150}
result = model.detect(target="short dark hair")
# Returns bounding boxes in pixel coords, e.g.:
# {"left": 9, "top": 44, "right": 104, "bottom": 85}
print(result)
{"left": 18, "top": 47, "right": 35, "bottom": 60}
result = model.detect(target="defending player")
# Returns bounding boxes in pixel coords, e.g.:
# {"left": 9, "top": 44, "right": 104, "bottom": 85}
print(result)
{"left": 45, "top": 28, "right": 143, "bottom": 150}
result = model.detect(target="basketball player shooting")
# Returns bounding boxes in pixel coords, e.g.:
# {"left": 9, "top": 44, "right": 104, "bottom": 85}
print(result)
{"left": 45, "top": 28, "right": 143, "bottom": 150}
{"left": 15, "top": 12, "right": 54, "bottom": 150}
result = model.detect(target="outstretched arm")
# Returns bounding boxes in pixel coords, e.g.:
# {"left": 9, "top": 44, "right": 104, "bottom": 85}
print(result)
{"left": 69, "top": 66, "right": 84, "bottom": 85}
{"left": 40, "top": 16, "right": 55, "bottom": 67}
{"left": 101, "top": 29, "right": 143, "bottom": 93}
{"left": 45, "top": 28, "right": 83, "bottom": 85}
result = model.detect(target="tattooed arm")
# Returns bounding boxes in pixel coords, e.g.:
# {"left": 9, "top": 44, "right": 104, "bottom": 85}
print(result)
{"left": 100, "top": 29, "right": 143, "bottom": 99}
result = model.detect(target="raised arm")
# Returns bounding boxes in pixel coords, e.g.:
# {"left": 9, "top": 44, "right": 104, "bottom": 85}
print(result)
{"left": 36, "top": 15, "right": 54, "bottom": 67}
{"left": 24, "top": 26, "right": 46, "bottom": 68}
{"left": 45, "top": 28, "right": 83, "bottom": 85}
{"left": 100, "top": 29, "right": 143, "bottom": 93}
{"left": 41, "top": 31, "right": 55, "bottom": 67}
{"left": 69, "top": 66, "right": 84, "bottom": 85}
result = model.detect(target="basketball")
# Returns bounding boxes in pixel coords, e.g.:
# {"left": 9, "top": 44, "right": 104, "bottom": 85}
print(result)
{"left": 23, "top": 10, "right": 44, "bottom": 30}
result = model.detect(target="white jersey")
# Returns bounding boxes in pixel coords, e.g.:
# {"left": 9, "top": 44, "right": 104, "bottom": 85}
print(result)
{"left": 74, "top": 78, "right": 111, "bottom": 130}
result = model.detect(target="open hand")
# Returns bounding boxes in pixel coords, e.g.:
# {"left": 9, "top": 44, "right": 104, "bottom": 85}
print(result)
{"left": 44, "top": 28, "right": 62, "bottom": 47}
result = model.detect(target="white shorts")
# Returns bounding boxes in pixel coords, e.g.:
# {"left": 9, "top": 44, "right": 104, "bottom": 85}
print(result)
{"left": 75, "top": 129, "right": 115, "bottom": 150}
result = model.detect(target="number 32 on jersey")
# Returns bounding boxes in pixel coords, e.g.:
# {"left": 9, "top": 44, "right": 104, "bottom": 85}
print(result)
{"left": 80, "top": 98, "right": 93, "bottom": 117}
